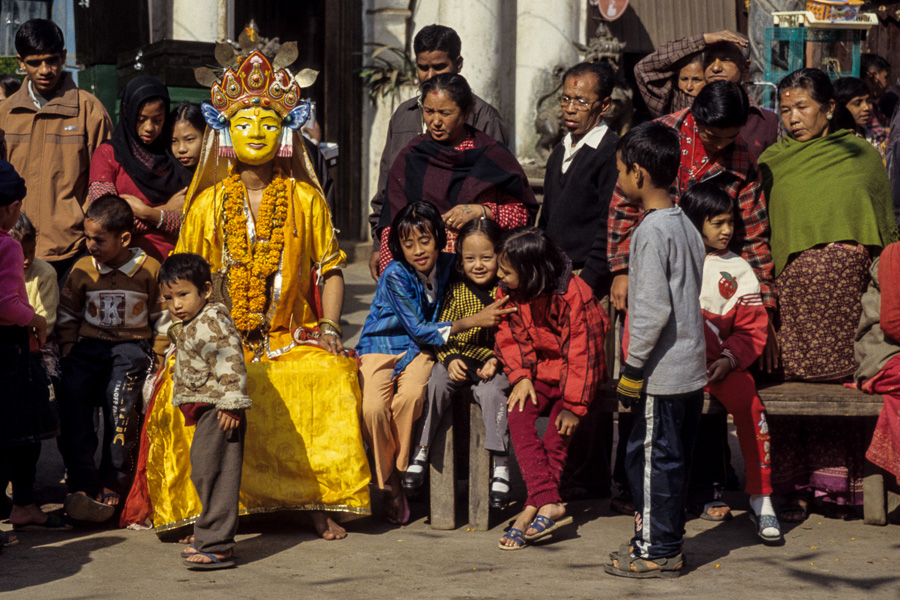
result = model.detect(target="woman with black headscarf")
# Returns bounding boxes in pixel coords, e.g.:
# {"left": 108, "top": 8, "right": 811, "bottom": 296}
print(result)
{"left": 88, "top": 76, "right": 192, "bottom": 262}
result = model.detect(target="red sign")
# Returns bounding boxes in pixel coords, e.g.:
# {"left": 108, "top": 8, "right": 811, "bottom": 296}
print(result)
{"left": 594, "top": 0, "right": 629, "bottom": 21}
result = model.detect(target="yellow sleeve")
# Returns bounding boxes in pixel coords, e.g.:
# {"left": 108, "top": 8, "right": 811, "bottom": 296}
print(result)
{"left": 174, "top": 187, "right": 222, "bottom": 269}
{"left": 26, "top": 261, "right": 60, "bottom": 333}
{"left": 305, "top": 183, "right": 346, "bottom": 275}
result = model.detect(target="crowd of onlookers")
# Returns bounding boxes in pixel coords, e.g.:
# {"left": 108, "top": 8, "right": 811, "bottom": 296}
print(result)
{"left": 1, "top": 17, "right": 899, "bottom": 579}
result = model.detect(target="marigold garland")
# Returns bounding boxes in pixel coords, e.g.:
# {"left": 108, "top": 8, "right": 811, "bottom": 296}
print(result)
{"left": 222, "top": 167, "right": 289, "bottom": 331}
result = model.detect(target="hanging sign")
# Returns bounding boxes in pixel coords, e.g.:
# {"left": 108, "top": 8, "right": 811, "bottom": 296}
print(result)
{"left": 593, "top": 0, "right": 629, "bottom": 21}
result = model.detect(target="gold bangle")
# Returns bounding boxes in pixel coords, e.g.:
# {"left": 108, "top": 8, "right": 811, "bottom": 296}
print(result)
{"left": 318, "top": 317, "right": 343, "bottom": 337}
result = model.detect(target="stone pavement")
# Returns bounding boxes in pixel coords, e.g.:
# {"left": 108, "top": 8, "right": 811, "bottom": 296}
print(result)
{"left": 2, "top": 256, "right": 898, "bottom": 599}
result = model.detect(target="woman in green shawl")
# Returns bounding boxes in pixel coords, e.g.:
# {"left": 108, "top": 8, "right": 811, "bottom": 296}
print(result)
{"left": 758, "top": 68, "right": 898, "bottom": 523}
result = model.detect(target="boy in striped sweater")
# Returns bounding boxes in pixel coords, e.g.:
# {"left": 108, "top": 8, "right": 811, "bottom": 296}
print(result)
{"left": 56, "top": 195, "right": 165, "bottom": 523}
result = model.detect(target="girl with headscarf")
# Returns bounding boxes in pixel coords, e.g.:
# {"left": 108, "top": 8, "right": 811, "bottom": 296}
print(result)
{"left": 88, "top": 76, "right": 192, "bottom": 262}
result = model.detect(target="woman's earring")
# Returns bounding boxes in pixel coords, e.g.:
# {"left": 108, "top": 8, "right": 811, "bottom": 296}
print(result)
{"left": 826, "top": 113, "right": 833, "bottom": 120}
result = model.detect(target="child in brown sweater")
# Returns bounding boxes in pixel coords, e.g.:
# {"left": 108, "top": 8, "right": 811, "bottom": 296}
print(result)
{"left": 57, "top": 195, "right": 165, "bottom": 523}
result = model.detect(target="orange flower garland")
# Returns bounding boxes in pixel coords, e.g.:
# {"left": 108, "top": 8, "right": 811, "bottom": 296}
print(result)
{"left": 222, "top": 167, "right": 289, "bottom": 331}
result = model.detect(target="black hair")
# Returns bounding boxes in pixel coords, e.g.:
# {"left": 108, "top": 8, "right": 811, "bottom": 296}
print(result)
{"left": 703, "top": 41, "right": 749, "bottom": 69}
{"left": 495, "top": 227, "right": 567, "bottom": 303}
{"left": 833, "top": 77, "right": 871, "bottom": 105}
{"left": 616, "top": 121, "right": 681, "bottom": 189}
{"left": 8, "top": 211, "right": 36, "bottom": 244}
{"left": 777, "top": 68, "right": 849, "bottom": 136}
{"left": 84, "top": 195, "right": 134, "bottom": 235}
{"left": 158, "top": 253, "right": 213, "bottom": 292}
{"left": 777, "top": 67, "right": 834, "bottom": 106}
{"left": 691, "top": 80, "right": 749, "bottom": 129}
{"left": 420, "top": 73, "right": 474, "bottom": 116}
{"left": 387, "top": 201, "right": 447, "bottom": 265}
{"left": 15, "top": 19, "right": 65, "bottom": 56}
{"left": 562, "top": 61, "right": 616, "bottom": 100}
{"left": 413, "top": 25, "right": 462, "bottom": 61}
{"left": 680, "top": 182, "right": 735, "bottom": 233}
{"left": 0, "top": 75, "right": 22, "bottom": 98}
{"left": 861, "top": 53, "right": 891, "bottom": 77}
{"left": 170, "top": 101, "right": 206, "bottom": 135}
{"left": 454, "top": 217, "right": 502, "bottom": 276}
{"left": 674, "top": 52, "right": 704, "bottom": 72}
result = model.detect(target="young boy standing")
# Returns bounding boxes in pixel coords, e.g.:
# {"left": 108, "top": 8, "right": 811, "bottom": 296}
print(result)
{"left": 606, "top": 122, "right": 708, "bottom": 578}
{"left": 158, "top": 253, "right": 251, "bottom": 570}
{"left": 56, "top": 195, "right": 165, "bottom": 523}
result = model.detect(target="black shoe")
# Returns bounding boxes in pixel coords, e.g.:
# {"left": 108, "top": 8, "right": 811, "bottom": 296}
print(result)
{"left": 402, "top": 458, "right": 428, "bottom": 493}
{"left": 489, "top": 476, "right": 510, "bottom": 508}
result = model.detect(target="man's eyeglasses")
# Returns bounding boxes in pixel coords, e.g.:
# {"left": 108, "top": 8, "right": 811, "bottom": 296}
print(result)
{"left": 558, "top": 95, "right": 598, "bottom": 111}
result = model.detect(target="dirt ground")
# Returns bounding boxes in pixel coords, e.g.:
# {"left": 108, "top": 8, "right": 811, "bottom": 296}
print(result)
{"left": 2, "top": 256, "right": 898, "bottom": 600}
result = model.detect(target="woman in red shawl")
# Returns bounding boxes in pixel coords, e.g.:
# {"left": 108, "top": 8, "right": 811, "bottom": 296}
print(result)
{"left": 376, "top": 73, "right": 537, "bottom": 273}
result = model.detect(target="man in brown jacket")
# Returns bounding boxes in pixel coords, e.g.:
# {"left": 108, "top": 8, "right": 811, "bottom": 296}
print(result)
{"left": 367, "top": 24, "right": 509, "bottom": 279}
{"left": 0, "top": 19, "right": 112, "bottom": 282}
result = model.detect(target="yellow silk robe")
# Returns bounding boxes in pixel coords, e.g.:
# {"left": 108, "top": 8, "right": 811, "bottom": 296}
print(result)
{"left": 142, "top": 179, "right": 371, "bottom": 532}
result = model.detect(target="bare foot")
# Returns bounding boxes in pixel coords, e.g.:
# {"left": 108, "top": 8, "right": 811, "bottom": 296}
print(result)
{"left": 310, "top": 511, "right": 347, "bottom": 540}
{"left": 100, "top": 488, "right": 120, "bottom": 507}
{"left": 184, "top": 549, "right": 232, "bottom": 565}
{"left": 705, "top": 504, "right": 731, "bottom": 520}
{"left": 524, "top": 502, "right": 566, "bottom": 537}
{"left": 8, "top": 503, "right": 52, "bottom": 528}
{"left": 179, "top": 534, "right": 196, "bottom": 544}
{"left": 498, "top": 505, "right": 538, "bottom": 548}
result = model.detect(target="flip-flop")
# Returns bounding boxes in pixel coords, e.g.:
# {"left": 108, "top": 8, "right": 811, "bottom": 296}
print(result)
{"left": 12, "top": 514, "right": 72, "bottom": 532}
{"left": 750, "top": 509, "right": 783, "bottom": 545}
{"left": 64, "top": 493, "right": 115, "bottom": 522}
{"left": 523, "top": 514, "right": 574, "bottom": 542}
{"left": 181, "top": 543, "right": 199, "bottom": 559}
{"left": 699, "top": 500, "right": 733, "bottom": 522}
{"left": 183, "top": 550, "right": 236, "bottom": 570}
{"left": 498, "top": 527, "right": 527, "bottom": 551}
{"left": 1, "top": 531, "right": 18, "bottom": 547}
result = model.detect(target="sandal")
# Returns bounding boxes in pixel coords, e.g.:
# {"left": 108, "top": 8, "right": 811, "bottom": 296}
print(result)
{"left": 1, "top": 531, "right": 18, "bottom": 547}
{"left": 181, "top": 543, "right": 199, "bottom": 559}
{"left": 699, "top": 500, "right": 732, "bottom": 522}
{"left": 523, "top": 514, "right": 573, "bottom": 542}
{"left": 750, "top": 510, "right": 783, "bottom": 545}
{"left": 184, "top": 550, "right": 236, "bottom": 570}
{"left": 64, "top": 493, "right": 115, "bottom": 523}
{"left": 498, "top": 527, "right": 527, "bottom": 551}
{"left": 604, "top": 551, "right": 683, "bottom": 579}
{"left": 12, "top": 514, "right": 72, "bottom": 532}
{"left": 610, "top": 495, "right": 635, "bottom": 516}
{"left": 383, "top": 486, "right": 410, "bottom": 525}
{"left": 100, "top": 492, "right": 121, "bottom": 507}
{"left": 779, "top": 498, "right": 809, "bottom": 524}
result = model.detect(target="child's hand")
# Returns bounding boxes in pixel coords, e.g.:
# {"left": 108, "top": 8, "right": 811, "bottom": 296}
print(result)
{"left": 471, "top": 296, "right": 517, "bottom": 328}
{"left": 707, "top": 357, "right": 732, "bottom": 383}
{"left": 507, "top": 378, "right": 537, "bottom": 412}
{"left": 555, "top": 408, "right": 580, "bottom": 436}
{"left": 611, "top": 274, "right": 629, "bottom": 311}
{"left": 448, "top": 359, "right": 468, "bottom": 382}
{"left": 28, "top": 313, "right": 47, "bottom": 347}
{"left": 218, "top": 410, "right": 241, "bottom": 431}
{"left": 476, "top": 358, "right": 499, "bottom": 380}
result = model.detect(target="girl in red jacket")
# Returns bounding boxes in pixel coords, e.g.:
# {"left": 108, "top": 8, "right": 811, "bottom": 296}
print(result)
{"left": 681, "top": 182, "right": 782, "bottom": 545}
{"left": 494, "top": 227, "right": 608, "bottom": 550}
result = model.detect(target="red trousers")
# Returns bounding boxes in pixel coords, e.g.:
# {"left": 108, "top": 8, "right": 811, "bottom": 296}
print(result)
{"left": 706, "top": 369, "right": 772, "bottom": 495}
{"left": 507, "top": 381, "right": 570, "bottom": 508}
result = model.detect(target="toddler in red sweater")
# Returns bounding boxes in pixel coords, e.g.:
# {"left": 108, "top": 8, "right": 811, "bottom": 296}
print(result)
{"left": 493, "top": 227, "right": 608, "bottom": 550}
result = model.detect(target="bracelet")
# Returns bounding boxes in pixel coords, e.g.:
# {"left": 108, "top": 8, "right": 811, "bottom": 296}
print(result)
{"left": 481, "top": 204, "right": 488, "bottom": 219}
{"left": 318, "top": 317, "right": 343, "bottom": 337}
{"left": 319, "top": 323, "right": 341, "bottom": 338}
{"left": 157, "top": 210, "right": 166, "bottom": 229}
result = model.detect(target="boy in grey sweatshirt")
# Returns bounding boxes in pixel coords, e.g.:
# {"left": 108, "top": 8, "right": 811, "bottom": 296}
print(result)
{"left": 605, "top": 122, "right": 707, "bottom": 579}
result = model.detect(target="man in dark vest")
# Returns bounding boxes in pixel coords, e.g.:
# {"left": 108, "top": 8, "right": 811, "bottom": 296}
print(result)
{"left": 367, "top": 24, "right": 509, "bottom": 279}
{"left": 538, "top": 61, "right": 619, "bottom": 499}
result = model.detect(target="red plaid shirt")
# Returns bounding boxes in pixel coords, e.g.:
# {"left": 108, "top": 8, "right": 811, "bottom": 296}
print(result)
{"left": 608, "top": 108, "right": 776, "bottom": 308}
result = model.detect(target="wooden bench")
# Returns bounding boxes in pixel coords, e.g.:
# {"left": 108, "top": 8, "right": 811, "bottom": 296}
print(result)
{"left": 429, "top": 379, "right": 894, "bottom": 529}
{"left": 598, "top": 380, "right": 892, "bottom": 525}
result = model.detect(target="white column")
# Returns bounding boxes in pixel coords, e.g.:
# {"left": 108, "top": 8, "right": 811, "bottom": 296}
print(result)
{"left": 437, "top": 0, "right": 510, "bottom": 126}
{"left": 513, "top": 0, "right": 581, "bottom": 158}
{"left": 172, "top": 0, "right": 219, "bottom": 42}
